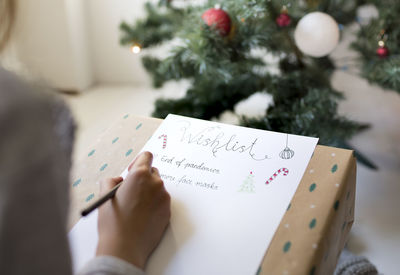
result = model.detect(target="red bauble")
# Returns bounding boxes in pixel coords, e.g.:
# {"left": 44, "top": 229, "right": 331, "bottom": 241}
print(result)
{"left": 376, "top": 46, "right": 389, "bottom": 58}
{"left": 201, "top": 8, "right": 231, "bottom": 36}
{"left": 276, "top": 13, "right": 291, "bottom": 27}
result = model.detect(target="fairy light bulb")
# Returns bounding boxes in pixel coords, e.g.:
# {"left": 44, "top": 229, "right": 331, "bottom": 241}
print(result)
{"left": 130, "top": 44, "right": 141, "bottom": 54}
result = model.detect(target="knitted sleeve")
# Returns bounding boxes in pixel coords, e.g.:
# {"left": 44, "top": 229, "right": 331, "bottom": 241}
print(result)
{"left": 0, "top": 67, "right": 145, "bottom": 275}
{"left": 0, "top": 68, "right": 73, "bottom": 275}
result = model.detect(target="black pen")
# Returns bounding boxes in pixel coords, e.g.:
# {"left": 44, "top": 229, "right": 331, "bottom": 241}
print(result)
{"left": 81, "top": 180, "right": 123, "bottom": 217}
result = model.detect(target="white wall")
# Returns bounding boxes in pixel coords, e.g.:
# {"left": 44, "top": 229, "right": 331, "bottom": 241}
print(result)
{"left": 11, "top": 0, "right": 93, "bottom": 91}
{"left": 7, "top": 0, "right": 161, "bottom": 87}
{"left": 84, "top": 0, "right": 152, "bottom": 85}
{"left": 64, "top": 0, "right": 93, "bottom": 90}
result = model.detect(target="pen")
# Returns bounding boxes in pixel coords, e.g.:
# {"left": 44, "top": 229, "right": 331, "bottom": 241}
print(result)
{"left": 81, "top": 180, "right": 123, "bottom": 216}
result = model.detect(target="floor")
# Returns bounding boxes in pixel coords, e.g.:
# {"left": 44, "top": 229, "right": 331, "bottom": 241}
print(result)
{"left": 333, "top": 71, "right": 400, "bottom": 274}
{"left": 64, "top": 31, "right": 400, "bottom": 275}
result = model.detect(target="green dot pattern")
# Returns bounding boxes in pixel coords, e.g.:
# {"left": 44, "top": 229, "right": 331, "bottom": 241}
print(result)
{"left": 85, "top": 193, "right": 94, "bottom": 202}
{"left": 88, "top": 149, "right": 96, "bottom": 157}
{"left": 283, "top": 241, "right": 291, "bottom": 253}
{"left": 287, "top": 203, "right": 291, "bottom": 211}
{"left": 72, "top": 178, "right": 81, "bottom": 187}
{"left": 123, "top": 114, "right": 129, "bottom": 119}
{"left": 125, "top": 149, "right": 133, "bottom": 157}
{"left": 334, "top": 200, "right": 340, "bottom": 211}
{"left": 341, "top": 221, "right": 346, "bottom": 231}
{"left": 309, "top": 183, "right": 316, "bottom": 192}
{"left": 309, "top": 218, "right": 317, "bottom": 229}
{"left": 136, "top": 123, "right": 142, "bottom": 130}
{"left": 331, "top": 164, "right": 338, "bottom": 173}
{"left": 100, "top": 163, "right": 108, "bottom": 171}
{"left": 112, "top": 137, "right": 119, "bottom": 144}
{"left": 324, "top": 251, "right": 329, "bottom": 262}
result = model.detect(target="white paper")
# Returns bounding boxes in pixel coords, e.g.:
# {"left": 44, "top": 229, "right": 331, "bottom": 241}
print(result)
{"left": 69, "top": 114, "right": 318, "bottom": 275}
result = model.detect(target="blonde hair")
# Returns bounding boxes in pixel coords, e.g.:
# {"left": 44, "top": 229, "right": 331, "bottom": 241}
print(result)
{"left": 0, "top": 0, "right": 16, "bottom": 52}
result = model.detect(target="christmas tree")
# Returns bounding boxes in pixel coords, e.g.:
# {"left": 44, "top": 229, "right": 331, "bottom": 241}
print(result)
{"left": 238, "top": 172, "right": 256, "bottom": 193}
{"left": 352, "top": 0, "right": 400, "bottom": 92}
{"left": 118, "top": 0, "right": 399, "bottom": 169}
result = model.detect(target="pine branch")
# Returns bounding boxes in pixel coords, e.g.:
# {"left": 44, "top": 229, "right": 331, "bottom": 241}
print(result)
{"left": 352, "top": 1, "right": 400, "bottom": 93}
{"left": 119, "top": 2, "right": 183, "bottom": 48}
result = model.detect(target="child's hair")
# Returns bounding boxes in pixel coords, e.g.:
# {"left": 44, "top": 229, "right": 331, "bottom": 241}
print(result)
{"left": 0, "top": 0, "right": 16, "bottom": 52}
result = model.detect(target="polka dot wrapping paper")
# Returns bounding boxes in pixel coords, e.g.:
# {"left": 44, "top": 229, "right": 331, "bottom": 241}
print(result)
{"left": 68, "top": 115, "right": 356, "bottom": 275}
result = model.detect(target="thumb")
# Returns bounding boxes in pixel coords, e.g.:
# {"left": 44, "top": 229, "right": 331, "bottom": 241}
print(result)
{"left": 99, "top": 176, "right": 123, "bottom": 196}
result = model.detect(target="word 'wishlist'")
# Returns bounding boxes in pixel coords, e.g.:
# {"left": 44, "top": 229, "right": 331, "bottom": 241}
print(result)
{"left": 179, "top": 121, "right": 269, "bottom": 161}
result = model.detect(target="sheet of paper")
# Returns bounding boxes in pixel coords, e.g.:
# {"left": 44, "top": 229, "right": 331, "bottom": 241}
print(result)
{"left": 69, "top": 114, "right": 318, "bottom": 275}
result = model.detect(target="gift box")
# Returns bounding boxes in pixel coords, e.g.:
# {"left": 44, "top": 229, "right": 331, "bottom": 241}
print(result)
{"left": 69, "top": 114, "right": 356, "bottom": 275}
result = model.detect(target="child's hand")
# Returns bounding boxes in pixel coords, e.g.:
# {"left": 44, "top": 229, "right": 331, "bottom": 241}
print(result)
{"left": 96, "top": 151, "right": 171, "bottom": 269}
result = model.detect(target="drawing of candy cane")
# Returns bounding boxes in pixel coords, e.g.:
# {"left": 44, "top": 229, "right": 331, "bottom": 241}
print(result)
{"left": 265, "top": 168, "right": 289, "bottom": 184}
{"left": 158, "top": 134, "right": 167, "bottom": 149}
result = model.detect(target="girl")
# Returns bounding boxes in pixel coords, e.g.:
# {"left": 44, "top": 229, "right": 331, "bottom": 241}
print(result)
{"left": 0, "top": 1, "right": 170, "bottom": 274}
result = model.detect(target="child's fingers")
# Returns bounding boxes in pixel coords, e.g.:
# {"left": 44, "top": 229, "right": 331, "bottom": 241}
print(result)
{"left": 127, "top": 159, "right": 136, "bottom": 172}
{"left": 128, "top": 151, "right": 153, "bottom": 172}
{"left": 151, "top": 167, "right": 160, "bottom": 176}
{"left": 99, "top": 177, "right": 123, "bottom": 195}
{"left": 127, "top": 152, "right": 143, "bottom": 171}
{"left": 129, "top": 151, "right": 153, "bottom": 173}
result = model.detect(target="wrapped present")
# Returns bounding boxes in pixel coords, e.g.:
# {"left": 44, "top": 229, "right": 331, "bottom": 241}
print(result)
{"left": 69, "top": 114, "right": 355, "bottom": 275}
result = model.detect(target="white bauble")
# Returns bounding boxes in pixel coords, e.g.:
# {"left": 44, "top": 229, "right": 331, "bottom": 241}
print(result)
{"left": 294, "top": 12, "right": 340, "bottom": 57}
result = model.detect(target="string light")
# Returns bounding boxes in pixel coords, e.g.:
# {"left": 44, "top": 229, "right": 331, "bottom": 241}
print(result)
{"left": 376, "top": 29, "right": 389, "bottom": 58}
{"left": 377, "top": 29, "right": 388, "bottom": 46}
{"left": 130, "top": 44, "right": 141, "bottom": 54}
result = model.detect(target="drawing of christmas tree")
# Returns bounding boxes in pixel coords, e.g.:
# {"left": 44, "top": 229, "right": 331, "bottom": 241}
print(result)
{"left": 238, "top": 172, "right": 255, "bottom": 193}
